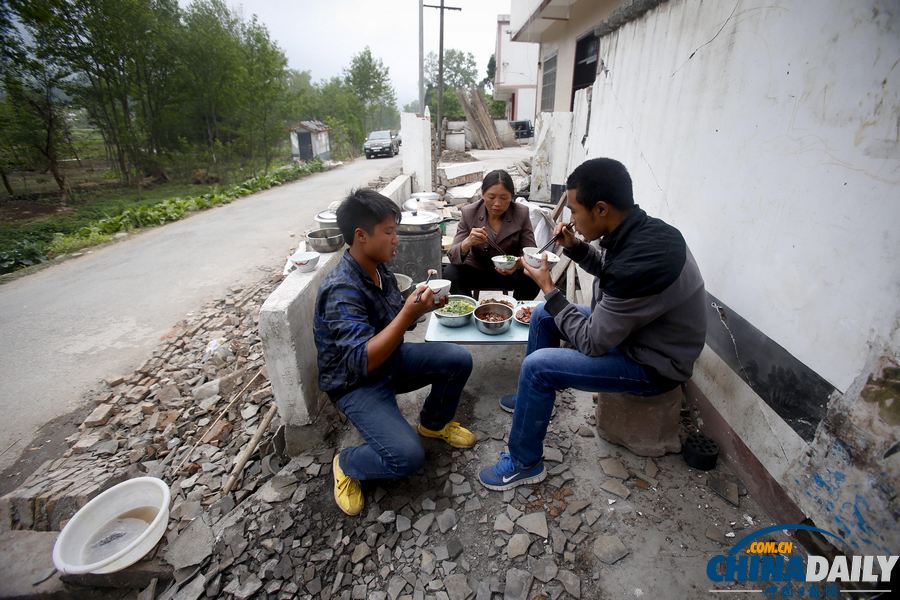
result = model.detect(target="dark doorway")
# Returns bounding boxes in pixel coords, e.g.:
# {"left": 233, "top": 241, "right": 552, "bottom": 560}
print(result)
{"left": 571, "top": 31, "right": 599, "bottom": 109}
{"left": 297, "top": 132, "right": 313, "bottom": 160}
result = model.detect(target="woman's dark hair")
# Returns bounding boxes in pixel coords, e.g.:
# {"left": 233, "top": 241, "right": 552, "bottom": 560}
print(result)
{"left": 481, "top": 169, "right": 515, "bottom": 196}
{"left": 566, "top": 158, "right": 634, "bottom": 211}
{"left": 336, "top": 188, "right": 401, "bottom": 244}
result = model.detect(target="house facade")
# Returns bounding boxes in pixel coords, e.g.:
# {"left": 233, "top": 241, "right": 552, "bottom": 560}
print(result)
{"left": 493, "top": 14, "right": 540, "bottom": 123}
{"left": 512, "top": 0, "right": 900, "bottom": 558}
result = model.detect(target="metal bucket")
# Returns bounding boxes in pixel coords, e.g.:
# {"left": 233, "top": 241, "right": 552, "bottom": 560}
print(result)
{"left": 389, "top": 229, "right": 442, "bottom": 284}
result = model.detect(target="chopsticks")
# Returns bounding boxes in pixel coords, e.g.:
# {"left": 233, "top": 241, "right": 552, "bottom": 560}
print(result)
{"left": 535, "top": 222, "right": 575, "bottom": 254}
{"left": 484, "top": 229, "right": 506, "bottom": 255}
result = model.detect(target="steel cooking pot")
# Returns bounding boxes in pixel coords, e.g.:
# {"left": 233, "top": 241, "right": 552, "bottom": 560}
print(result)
{"left": 398, "top": 210, "right": 453, "bottom": 233}
{"left": 403, "top": 192, "right": 443, "bottom": 212}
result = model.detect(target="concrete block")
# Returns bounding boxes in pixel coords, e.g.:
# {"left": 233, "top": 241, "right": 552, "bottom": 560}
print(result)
{"left": 0, "top": 530, "right": 66, "bottom": 598}
{"left": 437, "top": 161, "right": 484, "bottom": 185}
{"left": 59, "top": 557, "right": 173, "bottom": 589}
{"left": 594, "top": 387, "right": 683, "bottom": 457}
{"left": 381, "top": 173, "right": 412, "bottom": 208}
{"left": 259, "top": 252, "right": 342, "bottom": 429}
{"left": 401, "top": 111, "right": 432, "bottom": 193}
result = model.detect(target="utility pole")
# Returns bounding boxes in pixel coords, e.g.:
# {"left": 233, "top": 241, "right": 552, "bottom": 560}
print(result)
{"left": 424, "top": 2, "right": 461, "bottom": 155}
{"left": 418, "top": 1, "right": 424, "bottom": 114}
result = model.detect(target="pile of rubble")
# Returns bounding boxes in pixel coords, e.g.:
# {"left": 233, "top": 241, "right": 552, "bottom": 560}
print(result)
{"left": 1, "top": 269, "right": 293, "bottom": 544}
{"left": 439, "top": 150, "right": 478, "bottom": 164}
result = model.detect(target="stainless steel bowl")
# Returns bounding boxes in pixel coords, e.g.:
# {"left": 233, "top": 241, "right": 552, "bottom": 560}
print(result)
{"left": 473, "top": 303, "right": 513, "bottom": 335}
{"left": 434, "top": 295, "right": 476, "bottom": 328}
{"left": 306, "top": 228, "right": 344, "bottom": 252}
{"left": 395, "top": 274, "right": 413, "bottom": 299}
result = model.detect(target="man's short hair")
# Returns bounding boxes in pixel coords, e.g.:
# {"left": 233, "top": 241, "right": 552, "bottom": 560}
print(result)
{"left": 566, "top": 158, "right": 634, "bottom": 211}
{"left": 336, "top": 189, "right": 401, "bottom": 244}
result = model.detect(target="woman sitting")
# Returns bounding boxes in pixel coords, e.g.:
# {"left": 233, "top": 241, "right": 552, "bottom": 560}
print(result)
{"left": 444, "top": 169, "right": 540, "bottom": 301}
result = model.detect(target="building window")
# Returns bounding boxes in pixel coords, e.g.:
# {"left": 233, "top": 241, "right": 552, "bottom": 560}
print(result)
{"left": 540, "top": 54, "right": 557, "bottom": 112}
{"left": 572, "top": 31, "right": 600, "bottom": 109}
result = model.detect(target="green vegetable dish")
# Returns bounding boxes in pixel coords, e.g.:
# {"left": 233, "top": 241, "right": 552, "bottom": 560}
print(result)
{"left": 502, "top": 255, "right": 515, "bottom": 261}
{"left": 438, "top": 300, "right": 475, "bottom": 316}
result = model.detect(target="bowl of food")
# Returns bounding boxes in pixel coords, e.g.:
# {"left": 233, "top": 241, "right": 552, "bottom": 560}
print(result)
{"left": 473, "top": 303, "right": 513, "bottom": 335}
{"left": 290, "top": 250, "right": 320, "bottom": 273}
{"left": 434, "top": 295, "right": 476, "bottom": 327}
{"left": 522, "top": 247, "right": 561, "bottom": 269}
{"left": 417, "top": 278, "right": 451, "bottom": 304}
{"left": 478, "top": 295, "right": 516, "bottom": 310}
{"left": 395, "top": 273, "right": 413, "bottom": 299}
{"left": 306, "top": 228, "right": 344, "bottom": 253}
{"left": 491, "top": 254, "right": 517, "bottom": 270}
{"left": 514, "top": 302, "right": 539, "bottom": 326}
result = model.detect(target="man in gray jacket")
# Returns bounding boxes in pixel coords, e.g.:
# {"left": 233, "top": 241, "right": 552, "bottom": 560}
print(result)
{"left": 479, "top": 158, "right": 707, "bottom": 491}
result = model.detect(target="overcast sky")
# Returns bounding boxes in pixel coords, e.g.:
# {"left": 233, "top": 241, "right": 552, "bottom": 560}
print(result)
{"left": 229, "top": 0, "right": 512, "bottom": 107}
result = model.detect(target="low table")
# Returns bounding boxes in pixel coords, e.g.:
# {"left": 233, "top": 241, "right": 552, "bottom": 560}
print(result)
{"left": 424, "top": 313, "right": 530, "bottom": 344}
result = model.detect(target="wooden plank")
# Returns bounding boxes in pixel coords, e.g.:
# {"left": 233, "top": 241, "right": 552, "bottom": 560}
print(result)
{"left": 566, "top": 261, "right": 577, "bottom": 303}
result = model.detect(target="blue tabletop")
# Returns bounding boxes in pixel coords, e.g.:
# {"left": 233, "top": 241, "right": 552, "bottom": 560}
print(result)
{"left": 424, "top": 312, "right": 531, "bottom": 344}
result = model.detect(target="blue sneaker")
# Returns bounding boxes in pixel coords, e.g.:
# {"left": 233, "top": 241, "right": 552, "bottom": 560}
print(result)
{"left": 478, "top": 452, "right": 546, "bottom": 491}
{"left": 499, "top": 394, "right": 516, "bottom": 413}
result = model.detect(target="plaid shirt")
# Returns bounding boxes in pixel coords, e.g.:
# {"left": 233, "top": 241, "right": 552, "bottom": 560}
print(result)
{"left": 314, "top": 252, "right": 404, "bottom": 399}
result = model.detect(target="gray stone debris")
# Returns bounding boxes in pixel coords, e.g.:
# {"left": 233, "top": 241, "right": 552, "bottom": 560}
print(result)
{"left": 707, "top": 472, "right": 740, "bottom": 506}
{"left": 351, "top": 542, "right": 371, "bottom": 564}
{"left": 516, "top": 511, "right": 548, "bottom": 539}
{"left": 600, "top": 479, "right": 631, "bottom": 499}
{"left": 164, "top": 515, "right": 215, "bottom": 570}
{"left": 436, "top": 508, "right": 459, "bottom": 533}
{"left": 599, "top": 457, "right": 629, "bottom": 480}
{"left": 378, "top": 510, "right": 397, "bottom": 524}
{"left": 532, "top": 557, "right": 558, "bottom": 583}
{"left": 503, "top": 568, "right": 534, "bottom": 600}
{"left": 396, "top": 514, "right": 412, "bottom": 533}
{"left": 593, "top": 535, "right": 629, "bottom": 565}
{"left": 543, "top": 447, "right": 564, "bottom": 463}
{"left": 556, "top": 569, "right": 581, "bottom": 598}
{"left": 414, "top": 512, "right": 435, "bottom": 534}
{"left": 506, "top": 533, "right": 531, "bottom": 559}
{"left": 443, "top": 574, "right": 472, "bottom": 600}
{"left": 493, "top": 513, "right": 514, "bottom": 534}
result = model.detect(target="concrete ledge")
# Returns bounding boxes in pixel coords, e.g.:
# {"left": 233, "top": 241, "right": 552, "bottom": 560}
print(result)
{"left": 259, "top": 251, "right": 343, "bottom": 428}
{"left": 381, "top": 173, "right": 412, "bottom": 207}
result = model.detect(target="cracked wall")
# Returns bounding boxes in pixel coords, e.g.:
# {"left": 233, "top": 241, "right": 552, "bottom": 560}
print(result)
{"left": 535, "top": 0, "right": 900, "bottom": 553}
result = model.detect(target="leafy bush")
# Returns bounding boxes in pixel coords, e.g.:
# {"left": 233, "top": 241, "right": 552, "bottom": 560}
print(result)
{"left": 0, "top": 159, "right": 325, "bottom": 275}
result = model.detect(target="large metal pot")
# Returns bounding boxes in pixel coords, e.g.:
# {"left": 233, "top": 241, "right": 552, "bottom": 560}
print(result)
{"left": 403, "top": 192, "right": 443, "bottom": 212}
{"left": 399, "top": 210, "right": 450, "bottom": 233}
{"left": 314, "top": 209, "right": 337, "bottom": 228}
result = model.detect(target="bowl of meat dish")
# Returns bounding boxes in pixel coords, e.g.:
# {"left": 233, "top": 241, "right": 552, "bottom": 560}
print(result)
{"left": 473, "top": 303, "right": 513, "bottom": 335}
{"left": 434, "top": 295, "right": 477, "bottom": 328}
{"left": 514, "top": 302, "right": 538, "bottom": 326}
{"left": 478, "top": 296, "right": 516, "bottom": 310}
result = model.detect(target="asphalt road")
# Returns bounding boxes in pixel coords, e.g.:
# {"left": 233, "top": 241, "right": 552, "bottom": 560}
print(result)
{"left": 0, "top": 155, "right": 401, "bottom": 472}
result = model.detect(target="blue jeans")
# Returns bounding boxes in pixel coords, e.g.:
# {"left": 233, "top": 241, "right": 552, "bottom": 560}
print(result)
{"left": 337, "top": 342, "right": 472, "bottom": 480}
{"left": 509, "top": 303, "right": 661, "bottom": 467}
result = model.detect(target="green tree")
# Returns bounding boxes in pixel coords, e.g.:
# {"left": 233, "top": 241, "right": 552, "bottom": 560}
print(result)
{"left": 345, "top": 47, "right": 397, "bottom": 133}
{"left": 483, "top": 54, "right": 496, "bottom": 90}
{"left": 425, "top": 49, "right": 478, "bottom": 89}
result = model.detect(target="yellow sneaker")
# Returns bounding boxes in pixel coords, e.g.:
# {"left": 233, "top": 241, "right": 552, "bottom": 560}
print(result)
{"left": 332, "top": 454, "right": 364, "bottom": 516}
{"left": 417, "top": 421, "right": 477, "bottom": 449}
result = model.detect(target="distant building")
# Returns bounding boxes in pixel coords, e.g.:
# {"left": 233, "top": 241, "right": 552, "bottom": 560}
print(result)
{"left": 289, "top": 121, "right": 331, "bottom": 161}
{"left": 493, "top": 14, "right": 540, "bottom": 123}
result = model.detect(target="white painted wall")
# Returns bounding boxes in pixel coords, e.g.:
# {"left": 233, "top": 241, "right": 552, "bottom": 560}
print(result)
{"left": 584, "top": 0, "right": 899, "bottom": 397}
{"left": 401, "top": 111, "right": 433, "bottom": 192}
{"left": 497, "top": 18, "right": 540, "bottom": 88}
{"left": 516, "top": 88, "right": 537, "bottom": 123}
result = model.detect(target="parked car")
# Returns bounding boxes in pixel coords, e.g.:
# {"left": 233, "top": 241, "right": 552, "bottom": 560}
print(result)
{"left": 510, "top": 120, "right": 534, "bottom": 139}
{"left": 364, "top": 130, "right": 399, "bottom": 158}
{"left": 391, "top": 130, "right": 401, "bottom": 146}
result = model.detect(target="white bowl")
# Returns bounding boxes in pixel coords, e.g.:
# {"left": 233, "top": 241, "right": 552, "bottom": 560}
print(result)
{"left": 522, "top": 247, "right": 561, "bottom": 269}
{"left": 290, "top": 250, "right": 320, "bottom": 273}
{"left": 53, "top": 477, "right": 170, "bottom": 575}
{"left": 491, "top": 254, "right": 517, "bottom": 270}
{"left": 395, "top": 273, "right": 413, "bottom": 298}
{"left": 417, "top": 278, "right": 451, "bottom": 304}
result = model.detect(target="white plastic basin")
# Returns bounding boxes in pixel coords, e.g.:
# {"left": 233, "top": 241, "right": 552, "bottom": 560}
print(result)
{"left": 52, "top": 477, "right": 171, "bottom": 574}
